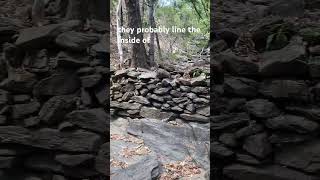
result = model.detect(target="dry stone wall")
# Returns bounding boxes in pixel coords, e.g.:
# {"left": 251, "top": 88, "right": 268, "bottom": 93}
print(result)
{"left": 0, "top": 8, "right": 109, "bottom": 180}
{"left": 110, "top": 68, "right": 210, "bottom": 123}
{"left": 212, "top": 0, "right": 320, "bottom": 179}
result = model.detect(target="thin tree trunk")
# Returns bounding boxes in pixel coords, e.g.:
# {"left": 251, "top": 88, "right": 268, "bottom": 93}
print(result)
{"left": 154, "top": 17, "right": 162, "bottom": 60}
{"left": 141, "top": 0, "right": 145, "bottom": 20}
{"left": 148, "top": 0, "right": 155, "bottom": 63}
{"left": 116, "top": 0, "right": 124, "bottom": 68}
{"left": 125, "top": 0, "right": 149, "bottom": 69}
{"left": 65, "top": 0, "right": 88, "bottom": 22}
{"left": 190, "top": 1, "right": 203, "bottom": 20}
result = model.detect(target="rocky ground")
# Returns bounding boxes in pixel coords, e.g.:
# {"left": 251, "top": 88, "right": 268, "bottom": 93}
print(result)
{"left": 0, "top": 0, "right": 108, "bottom": 179}
{"left": 212, "top": 0, "right": 320, "bottom": 180}
{"left": 110, "top": 66, "right": 210, "bottom": 179}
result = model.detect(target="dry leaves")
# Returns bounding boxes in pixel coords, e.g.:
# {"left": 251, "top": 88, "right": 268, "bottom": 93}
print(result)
{"left": 160, "top": 157, "right": 201, "bottom": 180}
{"left": 111, "top": 134, "right": 144, "bottom": 144}
{"left": 121, "top": 145, "right": 151, "bottom": 158}
{"left": 110, "top": 159, "right": 128, "bottom": 169}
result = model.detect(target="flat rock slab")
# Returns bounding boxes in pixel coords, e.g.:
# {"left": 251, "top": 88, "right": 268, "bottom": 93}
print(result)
{"left": 33, "top": 72, "right": 80, "bottom": 97}
{"left": 111, "top": 155, "right": 160, "bottom": 180}
{"left": 55, "top": 31, "right": 100, "bottom": 51}
{"left": 127, "top": 118, "right": 210, "bottom": 169}
{"left": 15, "top": 20, "right": 81, "bottom": 49}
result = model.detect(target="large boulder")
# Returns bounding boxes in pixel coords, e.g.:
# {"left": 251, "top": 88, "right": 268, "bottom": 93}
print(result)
{"left": 260, "top": 37, "right": 308, "bottom": 77}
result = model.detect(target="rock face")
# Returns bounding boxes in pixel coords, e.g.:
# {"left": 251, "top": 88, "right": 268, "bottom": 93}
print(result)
{"left": 212, "top": 0, "right": 320, "bottom": 179}
{"left": 0, "top": 2, "right": 109, "bottom": 179}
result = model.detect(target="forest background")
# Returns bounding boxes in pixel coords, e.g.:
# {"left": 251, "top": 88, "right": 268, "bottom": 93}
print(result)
{"left": 110, "top": 0, "right": 210, "bottom": 70}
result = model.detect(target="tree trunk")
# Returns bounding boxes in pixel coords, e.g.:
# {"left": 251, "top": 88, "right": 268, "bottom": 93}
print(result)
{"left": 155, "top": 31, "right": 162, "bottom": 60}
{"left": 116, "top": 0, "right": 124, "bottom": 68}
{"left": 87, "top": 0, "right": 108, "bottom": 21}
{"left": 124, "top": 0, "right": 149, "bottom": 69}
{"left": 148, "top": 0, "right": 155, "bottom": 63}
{"left": 141, "top": 0, "right": 145, "bottom": 20}
{"left": 65, "top": 0, "right": 88, "bottom": 22}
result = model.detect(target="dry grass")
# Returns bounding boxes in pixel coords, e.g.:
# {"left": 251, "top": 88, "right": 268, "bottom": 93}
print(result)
{"left": 120, "top": 145, "right": 151, "bottom": 158}
{"left": 160, "top": 157, "right": 201, "bottom": 180}
{"left": 110, "top": 159, "right": 128, "bottom": 169}
{"left": 111, "top": 134, "right": 144, "bottom": 145}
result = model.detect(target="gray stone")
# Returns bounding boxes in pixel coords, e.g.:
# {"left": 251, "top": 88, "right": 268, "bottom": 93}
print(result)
{"left": 156, "top": 68, "right": 170, "bottom": 79}
{"left": 260, "top": 37, "right": 307, "bottom": 77}
{"left": 180, "top": 114, "right": 209, "bottom": 123}
{"left": 15, "top": 20, "right": 81, "bottom": 49}
{"left": 265, "top": 115, "right": 319, "bottom": 134}
{"left": 55, "top": 154, "right": 94, "bottom": 167}
{"left": 216, "top": 50, "right": 259, "bottom": 76}
{"left": 11, "top": 101, "right": 40, "bottom": 119}
{"left": 13, "top": 95, "right": 30, "bottom": 104}
{"left": 111, "top": 156, "right": 160, "bottom": 180}
{"left": 224, "top": 77, "right": 258, "bottom": 98}
{"left": 80, "top": 74, "right": 102, "bottom": 88}
{"left": 211, "top": 141, "right": 234, "bottom": 159}
{"left": 243, "top": 133, "right": 272, "bottom": 159}
{"left": 260, "top": 80, "right": 309, "bottom": 101}
{"left": 33, "top": 72, "right": 80, "bottom": 97}
{"left": 138, "top": 72, "right": 157, "bottom": 79}
{"left": 140, "top": 107, "right": 175, "bottom": 120}
{"left": 191, "top": 87, "right": 208, "bottom": 94}
{"left": 245, "top": 99, "right": 280, "bottom": 118}
{"left": 66, "top": 108, "right": 107, "bottom": 134}
{"left": 149, "top": 94, "right": 164, "bottom": 102}
{"left": 39, "top": 95, "right": 76, "bottom": 125}
{"left": 154, "top": 87, "right": 171, "bottom": 95}
{"left": 56, "top": 51, "right": 90, "bottom": 68}
{"left": 0, "top": 126, "right": 102, "bottom": 152}
{"left": 275, "top": 140, "right": 320, "bottom": 173}
{"left": 224, "top": 164, "right": 318, "bottom": 180}
{"left": 131, "top": 96, "right": 150, "bottom": 105}
{"left": 55, "top": 31, "right": 99, "bottom": 51}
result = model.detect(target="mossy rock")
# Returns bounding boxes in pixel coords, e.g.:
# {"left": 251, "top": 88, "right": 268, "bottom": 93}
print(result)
{"left": 299, "top": 28, "right": 320, "bottom": 45}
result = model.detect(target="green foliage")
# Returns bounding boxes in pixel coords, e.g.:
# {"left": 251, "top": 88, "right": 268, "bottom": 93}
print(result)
{"left": 155, "top": 0, "right": 209, "bottom": 56}
{"left": 266, "top": 25, "right": 289, "bottom": 51}
{"left": 192, "top": 69, "right": 202, "bottom": 78}
{"left": 265, "top": 22, "right": 297, "bottom": 51}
